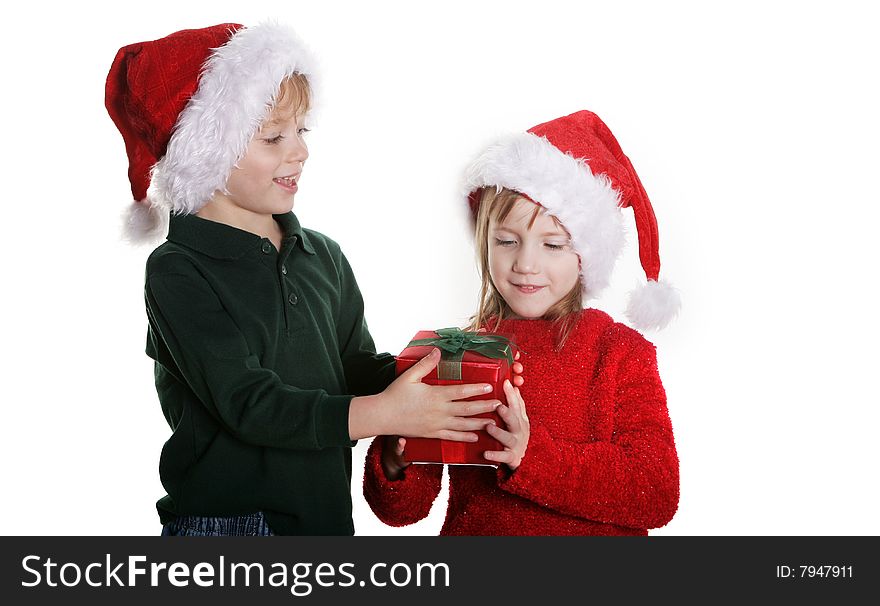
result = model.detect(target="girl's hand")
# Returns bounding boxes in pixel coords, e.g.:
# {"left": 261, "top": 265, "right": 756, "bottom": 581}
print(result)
{"left": 512, "top": 351, "right": 524, "bottom": 387}
{"left": 484, "top": 379, "right": 530, "bottom": 470}
{"left": 381, "top": 436, "right": 410, "bottom": 480}
{"left": 476, "top": 328, "right": 524, "bottom": 387}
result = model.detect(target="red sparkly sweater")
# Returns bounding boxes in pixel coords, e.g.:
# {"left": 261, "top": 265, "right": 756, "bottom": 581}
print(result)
{"left": 363, "top": 309, "right": 679, "bottom": 535}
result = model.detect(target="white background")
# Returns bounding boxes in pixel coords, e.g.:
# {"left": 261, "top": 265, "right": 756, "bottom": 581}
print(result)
{"left": 1, "top": 0, "right": 877, "bottom": 536}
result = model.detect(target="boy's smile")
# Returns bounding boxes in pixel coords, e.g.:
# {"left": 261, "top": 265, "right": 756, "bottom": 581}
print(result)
{"left": 272, "top": 173, "right": 300, "bottom": 194}
{"left": 488, "top": 197, "right": 580, "bottom": 319}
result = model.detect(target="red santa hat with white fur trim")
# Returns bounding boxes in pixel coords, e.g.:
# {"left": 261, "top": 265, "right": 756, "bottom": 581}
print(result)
{"left": 464, "top": 110, "right": 680, "bottom": 331}
{"left": 105, "top": 21, "right": 318, "bottom": 245}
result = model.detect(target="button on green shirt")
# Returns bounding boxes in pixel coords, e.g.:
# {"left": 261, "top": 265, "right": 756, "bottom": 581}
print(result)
{"left": 144, "top": 212, "right": 396, "bottom": 535}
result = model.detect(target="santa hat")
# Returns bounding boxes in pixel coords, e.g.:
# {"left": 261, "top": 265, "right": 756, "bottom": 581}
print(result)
{"left": 464, "top": 110, "right": 680, "bottom": 331}
{"left": 105, "top": 21, "right": 318, "bottom": 245}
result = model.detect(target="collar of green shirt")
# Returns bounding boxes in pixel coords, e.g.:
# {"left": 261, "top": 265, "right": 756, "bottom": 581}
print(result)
{"left": 166, "top": 212, "right": 316, "bottom": 259}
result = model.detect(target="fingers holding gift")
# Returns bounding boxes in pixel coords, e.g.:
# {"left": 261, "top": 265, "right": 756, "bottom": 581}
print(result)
{"left": 503, "top": 380, "right": 529, "bottom": 426}
{"left": 511, "top": 361, "right": 524, "bottom": 387}
{"left": 483, "top": 425, "right": 528, "bottom": 468}
{"left": 381, "top": 435, "right": 410, "bottom": 480}
{"left": 484, "top": 381, "right": 531, "bottom": 471}
{"left": 393, "top": 436, "right": 407, "bottom": 457}
{"left": 407, "top": 397, "right": 498, "bottom": 442}
{"left": 439, "top": 381, "right": 498, "bottom": 401}
{"left": 512, "top": 351, "right": 525, "bottom": 387}
{"left": 447, "top": 415, "right": 499, "bottom": 433}
{"left": 484, "top": 421, "right": 517, "bottom": 450}
{"left": 448, "top": 398, "right": 501, "bottom": 417}
{"left": 436, "top": 430, "right": 481, "bottom": 443}
{"left": 493, "top": 404, "right": 521, "bottom": 435}
{"left": 483, "top": 447, "right": 521, "bottom": 467}
{"left": 404, "top": 348, "right": 441, "bottom": 381}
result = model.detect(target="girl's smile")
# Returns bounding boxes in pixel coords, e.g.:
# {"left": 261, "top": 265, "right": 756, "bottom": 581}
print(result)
{"left": 510, "top": 283, "right": 547, "bottom": 294}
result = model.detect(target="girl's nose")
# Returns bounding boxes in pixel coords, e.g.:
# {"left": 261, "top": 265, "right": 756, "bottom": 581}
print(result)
{"left": 513, "top": 246, "right": 539, "bottom": 274}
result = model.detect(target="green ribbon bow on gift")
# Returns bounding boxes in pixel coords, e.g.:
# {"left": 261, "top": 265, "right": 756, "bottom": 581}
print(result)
{"left": 407, "top": 327, "right": 515, "bottom": 381}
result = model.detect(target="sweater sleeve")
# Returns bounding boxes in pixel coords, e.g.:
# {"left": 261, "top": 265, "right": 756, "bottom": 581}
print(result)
{"left": 335, "top": 250, "right": 397, "bottom": 396}
{"left": 363, "top": 437, "right": 443, "bottom": 527}
{"left": 146, "top": 263, "right": 353, "bottom": 451}
{"left": 497, "top": 338, "right": 679, "bottom": 530}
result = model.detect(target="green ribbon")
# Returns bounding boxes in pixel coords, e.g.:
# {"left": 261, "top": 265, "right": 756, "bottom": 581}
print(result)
{"left": 407, "top": 328, "right": 515, "bottom": 381}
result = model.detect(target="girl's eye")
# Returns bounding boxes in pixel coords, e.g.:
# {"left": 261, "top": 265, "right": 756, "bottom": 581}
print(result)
{"left": 544, "top": 241, "right": 571, "bottom": 252}
{"left": 264, "top": 135, "right": 284, "bottom": 145}
{"left": 297, "top": 127, "right": 310, "bottom": 136}
{"left": 494, "top": 238, "right": 517, "bottom": 247}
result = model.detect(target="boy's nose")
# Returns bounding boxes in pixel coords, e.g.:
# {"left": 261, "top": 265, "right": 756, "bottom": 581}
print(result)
{"left": 286, "top": 138, "right": 309, "bottom": 163}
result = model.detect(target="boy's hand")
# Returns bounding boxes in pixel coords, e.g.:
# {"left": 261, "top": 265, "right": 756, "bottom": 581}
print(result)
{"left": 483, "top": 380, "right": 530, "bottom": 470}
{"left": 381, "top": 436, "right": 410, "bottom": 480}
{"left": 380, "top": 348, "right": 500, "bottom": 442}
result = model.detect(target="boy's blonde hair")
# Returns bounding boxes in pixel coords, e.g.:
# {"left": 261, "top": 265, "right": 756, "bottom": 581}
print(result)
{"left": 467, "top": 187, "right": 583, "bottom": 349}
{"left": 270, "top": 73, "right": 312, "bottom": 121}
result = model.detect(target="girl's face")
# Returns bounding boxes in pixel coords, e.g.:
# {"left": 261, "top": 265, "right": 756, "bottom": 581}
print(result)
{"left": 488, "top": 197, "right": 581, "bottom": 319}
{"left": 220, "top": 108, "right": 309, "bottom": 216}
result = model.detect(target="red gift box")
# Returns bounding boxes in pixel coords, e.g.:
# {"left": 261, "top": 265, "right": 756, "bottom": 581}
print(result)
{"left": 396, "top": 328, "right": 516, "bottom": 466}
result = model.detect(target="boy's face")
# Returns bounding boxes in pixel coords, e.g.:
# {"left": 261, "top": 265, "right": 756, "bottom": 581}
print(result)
{"left": 221, "top": 109, "right": 309, "bottom": 215}
{"left": 488, "top": 197, "right": 581, "bottom": 319}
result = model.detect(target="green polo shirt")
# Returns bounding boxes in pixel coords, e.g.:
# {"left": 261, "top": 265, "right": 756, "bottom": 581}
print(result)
{"left": 144, "top": 212, "right": 396, "bottom": 535}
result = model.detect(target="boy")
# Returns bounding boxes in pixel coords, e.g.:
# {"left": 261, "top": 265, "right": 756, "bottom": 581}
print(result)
{"left": 106, "top": 22, "right": 507, "bottom": 535}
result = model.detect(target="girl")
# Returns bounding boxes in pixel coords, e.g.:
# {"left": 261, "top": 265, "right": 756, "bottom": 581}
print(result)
{"left": 364, "top": 110, "right": 681, "bottom": 535}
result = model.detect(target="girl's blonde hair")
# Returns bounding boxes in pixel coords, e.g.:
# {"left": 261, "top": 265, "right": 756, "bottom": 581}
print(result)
{"left": 467, "top": 187, "right": 583, "bottom": 349}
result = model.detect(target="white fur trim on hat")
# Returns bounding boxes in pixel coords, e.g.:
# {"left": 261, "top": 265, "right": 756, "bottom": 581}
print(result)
{"left": 625, "top": 279, "right": 681, "bottom": 331}
{"left": 148, "top": 21, "right": 319, "bottom": 218}
{"left": 464, "top": 132, "right": 625, "bottom": 299}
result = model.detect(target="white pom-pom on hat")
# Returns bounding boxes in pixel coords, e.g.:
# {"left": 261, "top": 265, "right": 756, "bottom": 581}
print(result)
{"left": 625, "top": 279, "right": 681, "bottom": 331}
{"left": 121, "top": 200, "right": 169, "bottom": 246}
